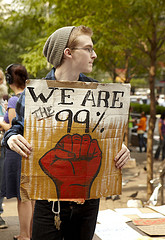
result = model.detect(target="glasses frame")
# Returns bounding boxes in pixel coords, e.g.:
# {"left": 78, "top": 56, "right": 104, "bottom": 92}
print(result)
{"left": 71, "top": 47, "right": 95, "bottom": 54}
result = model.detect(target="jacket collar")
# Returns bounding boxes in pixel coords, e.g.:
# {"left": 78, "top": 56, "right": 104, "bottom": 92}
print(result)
{"left": 45, "top": 67, "right": 97, "bottom": 83}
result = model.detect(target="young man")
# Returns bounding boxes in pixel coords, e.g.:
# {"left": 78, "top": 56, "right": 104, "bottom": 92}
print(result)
{"left": 4, "top": 26, "right": 130, "bottom": 240}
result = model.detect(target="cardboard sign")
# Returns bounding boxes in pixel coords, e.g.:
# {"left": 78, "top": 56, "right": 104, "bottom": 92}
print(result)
{"left": 21, "top": 80, "right": 130, "bottom": 201}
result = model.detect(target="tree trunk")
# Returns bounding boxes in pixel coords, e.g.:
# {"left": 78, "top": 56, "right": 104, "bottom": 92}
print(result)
{"left": 147, "top": 64, "right": 156, "bottom": 200}
{"left": 112, "top": 68, "right": 117, "bottom": 83}
{"left": 124, "top": 53, "right": 130, "bottom": 146}
{"left": 124, "top": 51, "right": 130, "bottom": 83}
{"left": 125, "top": 121, "right": 129, "bottom": 147}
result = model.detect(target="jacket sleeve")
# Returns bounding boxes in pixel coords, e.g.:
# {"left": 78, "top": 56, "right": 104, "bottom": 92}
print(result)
{"left": 3, "top": 90, "right": 25, "bottom": 148}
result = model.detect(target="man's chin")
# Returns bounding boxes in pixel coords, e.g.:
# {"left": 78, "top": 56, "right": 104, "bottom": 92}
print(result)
{"left": 83, "top": 68, "right": 93, "bottom": 74}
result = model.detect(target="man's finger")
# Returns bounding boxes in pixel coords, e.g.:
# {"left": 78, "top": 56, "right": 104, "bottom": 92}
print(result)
{"left": 115, "top": 153, "right": 129, "bottom": 169}
{"left": 16, "top": 134, "right": 32, "bottom": 150}
{"left": 7, "top": 134, "right": 32, "bottom": 157}
{"left": 12, "top": 144, "right": 28, "bottom": 158}
{"left": 114, "top": 143, "right": 130, "bottom": 169}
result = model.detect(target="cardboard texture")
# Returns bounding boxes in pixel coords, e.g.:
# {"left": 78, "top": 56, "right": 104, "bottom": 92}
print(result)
{"left": 136, "top": 224, "right": 165, "bottom": 236}
{"left": 21, "top": 80, "right": 130, "bottom": 201}
{"left": 133, "top": 218, "right": 165, "bottom": 236}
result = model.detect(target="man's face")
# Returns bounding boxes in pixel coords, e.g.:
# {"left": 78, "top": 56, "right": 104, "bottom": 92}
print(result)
{"left": 71, "top": 35, "right": 97, "bottom": 74}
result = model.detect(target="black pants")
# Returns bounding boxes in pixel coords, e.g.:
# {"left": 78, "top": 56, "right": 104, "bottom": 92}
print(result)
{"left": 155, "top": 136, "right": 165, "bottom": 160}
{"left": 0, "top": 145, "right": 5, "bottom": 214}
{"left": 32, "top": 199, "right": 100, "bottom": 240}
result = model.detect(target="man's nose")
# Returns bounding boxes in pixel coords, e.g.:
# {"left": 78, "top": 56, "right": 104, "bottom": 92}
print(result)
{"left": 91, "top": 50, "right": 97, "bottom": 59}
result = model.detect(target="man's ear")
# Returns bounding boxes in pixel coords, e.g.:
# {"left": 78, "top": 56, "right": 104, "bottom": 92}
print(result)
{"left": 64, "top": 48, "right": 72, "bottom": 57}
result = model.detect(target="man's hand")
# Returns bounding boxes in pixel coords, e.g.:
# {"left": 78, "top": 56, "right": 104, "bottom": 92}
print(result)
{"left": 39, "top": 134, "right": 102, "bottom": 199}
{"left": 7, "top": 134, "right": 32, "bottom": 158}
{"left": 114, "top": 143, "right": 130, "bottom": 169}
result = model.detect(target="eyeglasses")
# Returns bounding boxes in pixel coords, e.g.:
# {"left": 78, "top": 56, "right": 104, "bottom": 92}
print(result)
{"left": 71, "top": 47, "right": 95, "bottom": 54}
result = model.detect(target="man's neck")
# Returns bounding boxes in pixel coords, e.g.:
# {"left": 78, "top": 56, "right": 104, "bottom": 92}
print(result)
{"left": 55, "top": 65, "right": 79, "bottom": 82}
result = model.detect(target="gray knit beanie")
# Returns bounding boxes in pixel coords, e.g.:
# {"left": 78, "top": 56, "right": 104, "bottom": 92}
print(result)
{"left": 43, "top": 26, "right": 75, "bottom": 68}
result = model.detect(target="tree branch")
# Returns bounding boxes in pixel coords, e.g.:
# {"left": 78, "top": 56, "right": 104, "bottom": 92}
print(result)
{"left": 136, "top": 42, "right": 150, "bottom": 55}
{"left": 157, "top": 51, "right": 165, "bottom": 58}
{"left": 156, "top": 39, "right": 165, "bottom": 52}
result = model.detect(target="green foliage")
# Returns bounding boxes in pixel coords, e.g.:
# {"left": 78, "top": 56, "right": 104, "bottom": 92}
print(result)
{"left": 130, "top": 78, "right": 149, "bottom": 88}
{"left": 130, "top": 102, "right": 165, "bottom": 115}
{"left": 0, "top": 0, "right": 165, "bottom": 81}
{"left": 20, "top": 38, "right": 48, "bottom": 77}
{"left": 130, "top": 103, "right": 150, "bottom": 114}
{"left": 0, "top": 0, "right": 56, "bottom": 76}
{"left": 156, "top": 105, "right": 165, "bottom": 115}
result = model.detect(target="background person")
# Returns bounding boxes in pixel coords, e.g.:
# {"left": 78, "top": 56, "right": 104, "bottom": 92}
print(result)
{"left": 0, "top": 69, "right": 8, "bottom": 229}
{"left": 4, "top": 26, "right": 130, "bottom": 240}
{"left": 154, "top": 112, "right": 165, "bottom": 161}
{"left": 137, "top": 111, "right": 147, "bottom": 152}
{"left": 0, "top": 64, "right": 34, "bottom": 240}
{"left": 0, "top": 69, "right": 8, "bottom": 116}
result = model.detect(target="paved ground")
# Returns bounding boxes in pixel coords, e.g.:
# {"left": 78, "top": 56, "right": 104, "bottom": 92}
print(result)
{"left": 100, "top": 146, "right": 163, "bottom": 211}
{"left": 0, "top": 146, "right": 163, "bottom": 240}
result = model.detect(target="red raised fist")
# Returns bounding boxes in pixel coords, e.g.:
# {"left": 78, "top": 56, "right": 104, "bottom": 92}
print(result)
{"left": 39, "top": 134, "right": 102, "bottom": 200}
